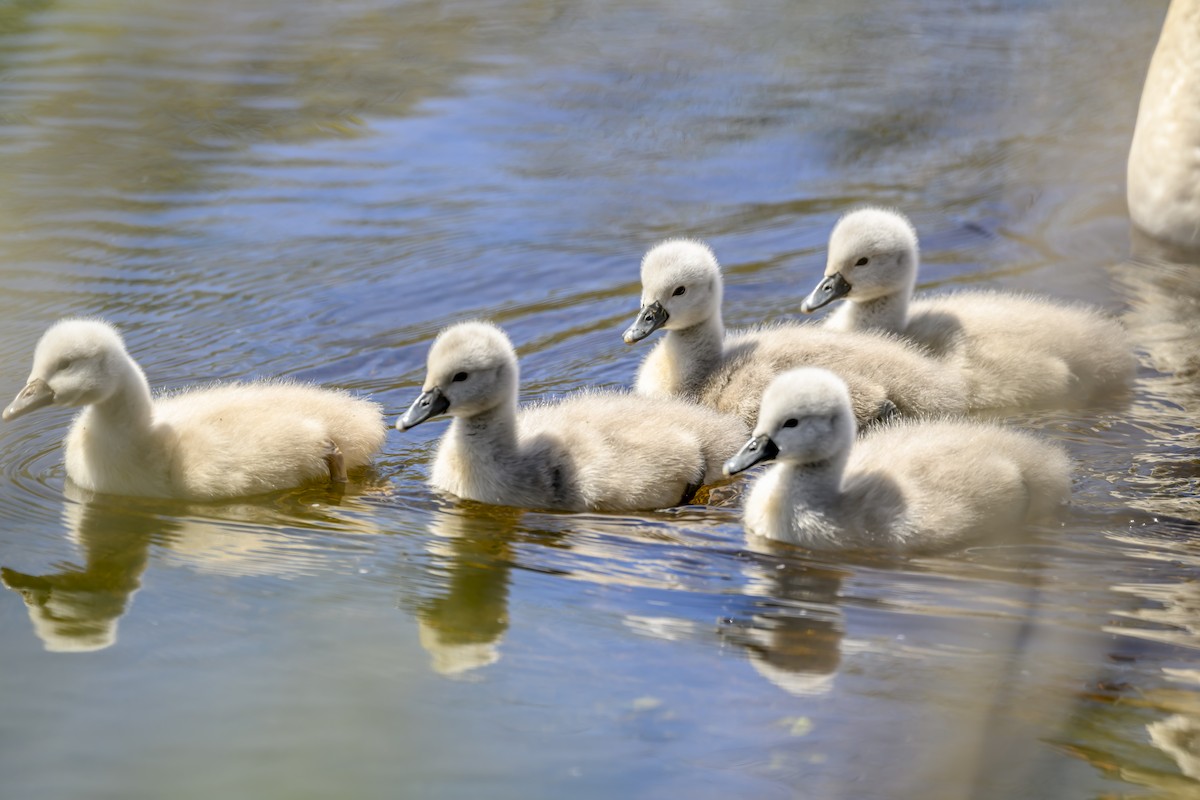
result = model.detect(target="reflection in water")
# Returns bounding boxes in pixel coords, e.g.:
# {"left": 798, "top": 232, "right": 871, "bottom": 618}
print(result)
{"left": 1122, "top": 232, "right": 1200, "bottom": 383}
{"left": 3, "top": 485, "right": 384, "bottom": 652}
{"left": 722, "top": 549, "right": 846, "bottom": 697}
{"left": 2, "top": 499, "right": 155, "bottom": 652}
{"left": 0, "top": 0, "right": 1194, "bottom": 795}
{"left": 1149, "top": 714, "right": 1200, "bottom": 782}
{"left": 0, "top": 0, "right": 566, "bottom": 371}
{"left": 413, "top": 505, "right": 518, "bottom": 677}
{"left": 1108, "top": 577, "right": 1200, "bottom": 651}
{"left": 1111, "top": 236, "right": 1200, "bottom": 518}
{"left": 1061, "top": 668, "right": 1200, "bottom": 798}
{"left": 1150, "top": 671, "right": 1200, "bottom": 788}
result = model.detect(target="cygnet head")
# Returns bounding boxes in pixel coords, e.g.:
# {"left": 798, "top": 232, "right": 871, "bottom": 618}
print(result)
{"left": 623, "top": 239, "right": 723, "bottom": 344}
{"left": 2, "top": 567, "right": 120, "bottom": 653}
{"left": 724, "top": 368, "right": 856, "bottom": 476}
{"left": 801, "top": 208, "right": 919, "bottom": 313}
{"left": 398, "top": 321, "right": 519, "bottom": 430}
{"left": 4, "top": 319, "right": 135, "bottom": 421}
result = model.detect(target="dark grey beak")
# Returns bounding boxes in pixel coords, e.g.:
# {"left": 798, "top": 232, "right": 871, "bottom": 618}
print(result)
{"left": 3, "top": 378, "right": 54, "bottom": 421}
{"left": 623, "top": 301, "right": 669, "bottom": 344}
{"left": 398, "top": 387, "right": 451, "bottom": 431}
{"left": 723, "top": 433, "right": 780, "bottom": 477}
{"left": 800, "top": 272, "right": 852, "bottom": 313}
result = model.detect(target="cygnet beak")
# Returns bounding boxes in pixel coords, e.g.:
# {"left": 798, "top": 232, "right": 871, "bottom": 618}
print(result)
{"left": 623, "top": 301, "right": 669, "bottom": 344}
{"left": 398, "top": 387, "right": 451, "bottom": 431}
{"left": 723, "top": 433, "right": 780, "bottom": 477}
{"left": 800, "top": 272, "right": 852, "bottom": 314}
{"left": 3, "top": 378, "right": 55, "bottom": 421}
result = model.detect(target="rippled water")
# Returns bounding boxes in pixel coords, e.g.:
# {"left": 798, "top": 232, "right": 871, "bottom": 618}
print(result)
{"left": 1, "top": 1, "right": 1197, "bottom": 797}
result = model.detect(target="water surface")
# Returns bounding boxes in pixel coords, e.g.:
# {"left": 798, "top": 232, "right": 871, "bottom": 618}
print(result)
{"left": 1, "top": 1, "right": 1197, "bottom": 798}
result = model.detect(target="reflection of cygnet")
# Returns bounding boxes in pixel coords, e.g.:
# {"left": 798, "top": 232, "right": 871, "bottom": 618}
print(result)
{"left": 1109, "top": 579, "right": 1200, "bottom": 649}
{"left": 398, "top": 321, "right": 748, "bottom": 511}
{"left": 61, "top": 483, "right": 384, "bottom": 581}
{"left": 725, "top": 368, "right": 1071, "bottom": 552}
{"left": 1, "top": 497, "right": 152, "bottom": 653}
{"left": 726, "top": 557, "right": 845, "bottom": 697}
{"left": 3, "top": 318, "right": 386, "bottom": 499}
{"left": 413, "top": 509, "right": 516, "bottom": 677}
{"left": 624, "top": 239, "right": 967, "bottom": 426}
{"left": 2, "top": 488, "right": 387, "bottom": 653}
{"left": 417, "top": 618, "right": 501, "bottom": 677}
{"left": 1113, "top": 251, "right": 1200, "bottom": 382}
{"left": 740, "top": 622, "right": 840, "bottom": 698}
{"left": 1148, "top": 714, "right": 1200, "bottom": 781}
{"left": 803, "top": 208, "right": 1134, "bottom": 411}
{"left": 2, "top": 568, "right": 124, "bottom": 653}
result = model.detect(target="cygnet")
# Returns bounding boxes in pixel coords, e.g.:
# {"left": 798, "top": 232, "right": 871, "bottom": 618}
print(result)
{"left": 724, "top": 368, "right": 1071, "bottom": 552}
{"left": 3, "top": 319, "right": 386, "bottom": 499}
{"left": 802, "top": 208, "right": 1134, "bottom": 411}
{"left": 398, "top": 320, "right": 749, "bottom": 511}
{"left": 623, "top": 238, "right": 967, "bottom": 427}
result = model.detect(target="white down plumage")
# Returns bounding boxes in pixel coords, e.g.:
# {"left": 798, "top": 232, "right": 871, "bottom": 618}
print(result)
{"left": 803, "top": 208, "right": 1134, "bottom": 411}
{"left": 398, "top": 320, "right": 748, "bottom": 512}
{"left": 3, "top": 319, "right": 386, "bottom": 499}
{"left": 725, "top": 368, "right": 1072, "bottom": 552}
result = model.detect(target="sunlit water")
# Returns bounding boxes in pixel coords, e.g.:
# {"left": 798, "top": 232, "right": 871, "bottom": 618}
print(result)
{"left": 1, "top": 1, "right": 1197, "bottom": 798}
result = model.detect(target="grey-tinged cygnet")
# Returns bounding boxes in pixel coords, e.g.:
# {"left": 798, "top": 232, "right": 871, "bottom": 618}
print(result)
{"left": 397, "top": 320, "right": 749, "bottom": 512}
{"left": 3, "top": 319, "right": 386, "bottom": 500}
{"left": 623, "top": 239, "right": 967, "bottom": 428}
{"left": 724, "top": 368, "right": 1071, "bottom": 552}
{"left": 1128, "top": 0, "right": 1200, "bottom": 249}
{"left": 802, "top": 208, "right": 1135, "bottom": 411}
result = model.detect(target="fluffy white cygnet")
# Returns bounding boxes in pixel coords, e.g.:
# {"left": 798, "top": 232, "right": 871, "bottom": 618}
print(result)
{"left": 1127, "top": 0, "right": 1200, "bottom": 249}
{"left": 398, "top": 320, "right": 749, "bottom": 512}
{"left": 803, "top": 208, "right": 1135, "bottom": 411}
{"left": 724, "top": 368, "right": 1071, "bottom": 552}
{"left": 623, "top": 239, "right": 967, "bottom": 427}
{"left": 3, "top": 319, "right": 386, "bottom": 500}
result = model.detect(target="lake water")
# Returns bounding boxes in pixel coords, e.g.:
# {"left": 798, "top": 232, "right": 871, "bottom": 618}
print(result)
{"left": 1, "top": 1, "right": 1198, "bottom": 797}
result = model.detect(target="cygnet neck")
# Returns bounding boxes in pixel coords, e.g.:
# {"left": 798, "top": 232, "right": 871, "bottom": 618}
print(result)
{"left": 449, "top": 398, "right": 519, "bottom": 455}
{"left": 840, "top": 286, "right": 911, "bottom": 334}
{"left": 776, "top": 453, "right": 848, "bottom": 513}
{"left": 664, "top": 311, "right": 725, "bottom": 396}
{"left": 87, "top": 357, "right": 156, "bottom": 436}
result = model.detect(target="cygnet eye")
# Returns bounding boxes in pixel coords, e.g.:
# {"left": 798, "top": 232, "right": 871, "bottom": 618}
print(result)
{"left": 855, "top": 257, "right": 869, "bottom": 266}
{"left": 452, "top": 372, "right": 469, "bottom": 383}
{"left": 781, "top": 418, "right": 799, "bottom": 429}
{"left": 55, "top": 357, "right": 73, "bottom": 372}
{"left": 672, "top": 286, "right": 686, "bottom": 296}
